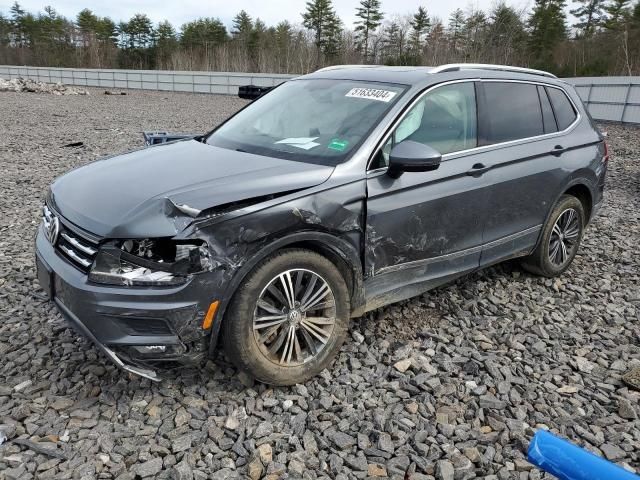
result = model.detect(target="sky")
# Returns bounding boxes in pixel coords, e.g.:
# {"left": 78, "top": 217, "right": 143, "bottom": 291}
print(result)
{"left": 0, "top": 0, "right": 578, "bottom": 30}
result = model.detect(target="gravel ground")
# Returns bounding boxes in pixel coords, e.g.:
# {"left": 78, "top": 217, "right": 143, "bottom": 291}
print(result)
{"left": 0, "top": 88, "right": 638, "bottom": 480}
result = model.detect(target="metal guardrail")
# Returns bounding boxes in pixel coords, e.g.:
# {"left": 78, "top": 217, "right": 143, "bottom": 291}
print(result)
{"left": 0, "top": 66, "right": 638, "bottom": 124}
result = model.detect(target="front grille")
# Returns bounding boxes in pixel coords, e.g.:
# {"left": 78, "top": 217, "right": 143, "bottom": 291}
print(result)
{"left": 43, "top": 205, "right": 99, "bottom": 272}
{"left": 57, "top": 228, "right": 98, "bottom": 271}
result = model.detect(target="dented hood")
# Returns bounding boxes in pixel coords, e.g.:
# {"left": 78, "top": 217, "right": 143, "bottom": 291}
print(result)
{"left": 50, "top": 140, "right": 334, "bottom": 238}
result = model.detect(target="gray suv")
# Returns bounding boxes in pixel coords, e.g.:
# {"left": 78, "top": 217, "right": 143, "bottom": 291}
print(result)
{"left": 36, "top": 64, "right": 608, "bottom": 385}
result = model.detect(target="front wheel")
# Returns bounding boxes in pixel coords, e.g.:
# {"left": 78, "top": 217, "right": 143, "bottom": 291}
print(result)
{"left": 222, "top": 249, "right": 350, "bottom": 385}
{"left": 521, "top": 194, "right": 585, "bottom": 277}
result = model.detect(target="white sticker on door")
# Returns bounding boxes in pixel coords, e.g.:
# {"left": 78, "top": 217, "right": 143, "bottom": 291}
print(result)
{"left": 345, "top": 88, "right": 397, "bottom": 102}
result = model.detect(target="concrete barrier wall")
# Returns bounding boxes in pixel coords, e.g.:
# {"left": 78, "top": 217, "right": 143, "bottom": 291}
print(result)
{"left": 0, "top": 65, "right": 294, "bottom": 95}
{"left": 564, "top": 77, "right": 640, "bottom": 124}
{"left": 1, "top": 65, "right": 638, "bottom": 123}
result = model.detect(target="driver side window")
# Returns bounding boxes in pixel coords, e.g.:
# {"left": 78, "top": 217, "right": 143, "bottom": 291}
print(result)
{"left": 370, "top": 82, "right": 477, "bottom": 170}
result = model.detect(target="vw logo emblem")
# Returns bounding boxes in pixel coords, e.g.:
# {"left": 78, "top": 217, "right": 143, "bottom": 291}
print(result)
{"left": 44, "top": 215, "right": 60, "bottom": 245}
{"left": 288, "top": 310, "right": 302, "bottom": 323}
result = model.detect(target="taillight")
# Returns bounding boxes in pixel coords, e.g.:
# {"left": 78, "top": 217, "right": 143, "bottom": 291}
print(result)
{"left": 603, "top": 140, "right": 610, "bottom": 163}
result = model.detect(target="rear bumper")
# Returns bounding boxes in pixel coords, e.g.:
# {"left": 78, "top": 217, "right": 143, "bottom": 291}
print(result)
{"left": 35, "top": 226, "right": 225, "bottom": 380}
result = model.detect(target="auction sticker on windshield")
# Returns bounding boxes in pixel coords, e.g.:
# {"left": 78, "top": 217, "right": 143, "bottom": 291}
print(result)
{"left": 345, "top": 88, "right": 397, "bottom": 102}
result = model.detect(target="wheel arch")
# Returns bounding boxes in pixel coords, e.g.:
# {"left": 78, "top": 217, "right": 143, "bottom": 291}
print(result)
{"left": 532, "top": 179, "right": 594, "bottom": 252}
{"left": 207, "top": 231, "right": 364, "bottom": 356}
{"left": 563, "top": 183, "right": 593, "bottom": 221}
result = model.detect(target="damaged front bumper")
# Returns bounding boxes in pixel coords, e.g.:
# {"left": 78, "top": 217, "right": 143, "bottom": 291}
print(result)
{"left": 35, "top": 226, "right": 223, "bottom": 381}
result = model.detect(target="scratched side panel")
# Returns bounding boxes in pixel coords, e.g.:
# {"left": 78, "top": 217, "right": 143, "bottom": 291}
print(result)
{"left": 364, "top": 157, "right": 490, "bottom": 278}
{"left": 178, "top": 180, "right": 367, "bottom": 351}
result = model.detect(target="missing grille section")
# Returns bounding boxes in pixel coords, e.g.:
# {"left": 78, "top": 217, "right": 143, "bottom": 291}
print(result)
{"left": 115, "top": 317, "right": 174, "bottom": 336}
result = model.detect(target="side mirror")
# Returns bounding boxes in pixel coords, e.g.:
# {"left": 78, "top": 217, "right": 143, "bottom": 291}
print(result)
{"left": 387, "top": 141, "right": 442, "bottom": 178}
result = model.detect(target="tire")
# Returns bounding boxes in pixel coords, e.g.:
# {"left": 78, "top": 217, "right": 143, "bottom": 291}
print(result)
{"left": 222, "top": 248, "right": 350, "bottom": 385}
{"left": 521, "top": 194, "right": 585, "bottom": 277}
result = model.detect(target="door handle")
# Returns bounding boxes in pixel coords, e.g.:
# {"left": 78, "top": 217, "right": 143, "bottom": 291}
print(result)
{"left": 550, "top": 145, "right": 567, "bottom": 156}
{"left": 466, "top": 163, "right": 491, "bottom": 176}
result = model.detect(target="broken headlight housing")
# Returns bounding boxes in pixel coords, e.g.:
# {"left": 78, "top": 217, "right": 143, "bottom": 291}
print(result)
{"left": 88, "top": 239, "right": 211, "bottom": 287}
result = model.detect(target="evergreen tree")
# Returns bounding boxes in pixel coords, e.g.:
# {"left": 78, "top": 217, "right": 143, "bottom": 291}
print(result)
{"left": 76, "top": 8, "right": 98, "bottom": 47}
{"left": 0, "top": 0, "right": 639, "bottom": 75}
{"left": 603, "top": 0, "right": 631, "bottom": 30}
{"left": 119, "top": 13, "right": 154, "bottom": 68}
{"left": 0, "top": 13, "right": 10, "bottom": 46}
{"left": 570, "top": 0, "right": 606, "bottom": 36}
{"left": 9, "top": 1, "right": 25, "bottom": 24}
{"left": 156, "top": 20, "right": 177, "bottom": 66}
{"left": 325, "top": 13, "right": 343, "bottom": 57}
{"left": 448, "top": 8, "right": 465, "bottom": 52}
{"left": 96, "top": 18, "right": 117, "bottom": 45}
{"left": 77, "top": 9, "right": 116, "bottom": 47}
{"left": 302, "top": 0, "right": 341, "bottom": 62}
{"left": 382, "top": 21, "right": 402, "bottom": 59}
{"left": 10, "top": 2, "right": 28, "bottom": 47}
{"left": 487, "top": 2, "right": 526, "bottom": 60}
{"left": 180, "top": 18, "right": 227, "bottom": 49}
{"left": 156, "top": 21, "right": 176, "bottom": 44}
{"left": 124, "top": 14, "right": 154, "bottom": 48}
{"left": 274, "top": 21, "right": 294, "bottom": 72}
{"left": 462, "top": 8, "right": 488, "bottom": 59}
{"left": 354, "top": 0, "right": 383, "bottom": 61}
{"left": 252, "top": 18, "right": 267, "bottom": 47}
{"left": 38, "top": 6, "right": 68, "bottom": 46}
{"left": 633, "top": 0, "right": 640, "bottom": 23}
{"left": 232, "top": 10, "right": 253, "bottom": 43}
{"left": 275, "top": 20, "right": 294, "bottom": 47}
{"left": 528, "top": 0, "right": 567, "bottom": 69}
{"left": 247, "top": 18, "right": 267, "bottom": 68}
{"left": 116, "top": 21, "right": 128, "bottom": 49}
{"left": 409, "top": 6, "right": 430, "bottom": 54}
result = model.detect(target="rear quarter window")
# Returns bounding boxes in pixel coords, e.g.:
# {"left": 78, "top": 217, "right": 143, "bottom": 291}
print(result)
{"left": 547, "top": 87, "right": 578, "bottom": 130}
{"left": 538, "top": 86, "right": 558, "bottom": 134}
{"left": 483, "top": 82, "right": 544, "bottom": 143}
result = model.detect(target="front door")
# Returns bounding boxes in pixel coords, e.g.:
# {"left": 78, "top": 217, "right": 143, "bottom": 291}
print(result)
{"left": 364, "top": 81, "right": 489, "bottom": 308}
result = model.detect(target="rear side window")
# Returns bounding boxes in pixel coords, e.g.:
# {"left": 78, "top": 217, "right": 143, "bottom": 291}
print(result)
{"left": 483, "top": 82, "right": 544, "bottom": 143}
{"left": 538, "top": 86, "right": 557, "bottom": 134}
{"left": 547, "top": 87, "right": 577, "bottom": 130}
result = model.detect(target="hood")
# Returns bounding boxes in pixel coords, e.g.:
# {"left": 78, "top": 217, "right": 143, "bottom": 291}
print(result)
{"left": 50, "top": 140, "right": 334, "bottom": 238}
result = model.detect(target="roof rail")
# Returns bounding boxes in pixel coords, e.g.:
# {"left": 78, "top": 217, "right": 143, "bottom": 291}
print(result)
{"left": 315, "top": 64, "right": 380, "bottom": 72}
{"left": 431, "top": 63, "right": 557, "bottom": 79}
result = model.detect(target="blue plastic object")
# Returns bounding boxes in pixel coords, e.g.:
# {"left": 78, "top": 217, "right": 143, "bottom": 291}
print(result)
{"left": 528, "top": 430, "right": 640, "bottom": 480}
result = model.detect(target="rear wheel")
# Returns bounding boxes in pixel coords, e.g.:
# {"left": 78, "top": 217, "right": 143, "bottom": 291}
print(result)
{"left": 222, "top": 249, "right": 349, "bottom": 385}
{"left": 521, "top": 194, "right": 585, "bottom": 277}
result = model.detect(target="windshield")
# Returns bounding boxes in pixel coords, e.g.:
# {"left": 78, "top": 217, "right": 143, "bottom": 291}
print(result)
{"left": 207, "top": 79, "right": 406, "bottom": 165}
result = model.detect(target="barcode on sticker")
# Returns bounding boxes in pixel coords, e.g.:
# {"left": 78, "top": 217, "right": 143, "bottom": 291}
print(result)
{"left": 345, "top": 88, "right": 397, "bottom": 102}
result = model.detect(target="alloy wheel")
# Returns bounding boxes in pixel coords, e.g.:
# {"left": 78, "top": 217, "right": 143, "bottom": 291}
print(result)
{"left": 252, "top": 269, "right": 336, "bottom": 366}
{"left": 548, "top": 208, "right": 580, "bottom": 266}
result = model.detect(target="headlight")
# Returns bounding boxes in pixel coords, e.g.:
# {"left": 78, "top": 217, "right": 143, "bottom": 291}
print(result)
{"left": 88, "top": 239, "right": 211, "bottom": 287}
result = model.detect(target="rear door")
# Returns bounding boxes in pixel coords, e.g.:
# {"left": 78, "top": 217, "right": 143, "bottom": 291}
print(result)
{"left": 476, "top": 80, "right": 578, "bottom": 266}
{"left": 364, "top": 81, "right": 490, "bottom": 303}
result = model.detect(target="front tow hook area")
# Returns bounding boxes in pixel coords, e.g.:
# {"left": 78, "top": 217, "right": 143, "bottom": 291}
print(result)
{"left": 54, "top": 298, "right": 161, "bottom": 382}
{"left": 102, "top": 346, "right": 161, "bottom": 382}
